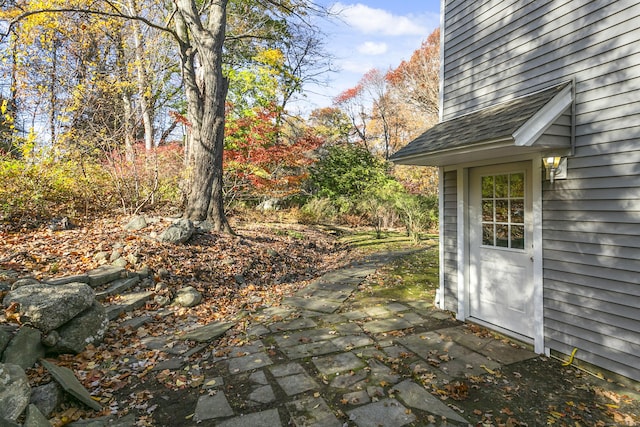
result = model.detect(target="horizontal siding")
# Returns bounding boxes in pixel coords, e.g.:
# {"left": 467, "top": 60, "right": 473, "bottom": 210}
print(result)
{"left": 442, "top": 170, "right": 458, "bottom": 312}
{"left": 443, "top": 0, "right": 640, "bottom": 117}
{"left": 443, "top": 0, "right": 640, "bottom": 380}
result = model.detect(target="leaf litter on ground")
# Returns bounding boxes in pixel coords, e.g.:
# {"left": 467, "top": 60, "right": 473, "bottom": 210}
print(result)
{"left": 1, "top": 215, "right": 359, "bottom": 423}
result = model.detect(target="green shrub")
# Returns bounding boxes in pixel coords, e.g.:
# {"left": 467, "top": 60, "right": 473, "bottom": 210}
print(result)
{"left": 306, "top": 143, "right": 389, "bottom": 201}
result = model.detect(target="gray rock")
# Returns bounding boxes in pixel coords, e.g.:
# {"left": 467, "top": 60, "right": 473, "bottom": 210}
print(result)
{"left": 154, "top": 295, "right": 171, "bottom": 307}
{"left": 180, "top": 321, "right": 235, "bottom": 342}
{"left": 24, "top": 404, "right": 50, "bottom": 427}
{"left": 136, "top": 265, "right": 150, "bottom": 278}
{"left": 194, "top": 220, "right": 214, "bottom": 233}
{"left": 124, "top": 215, "right": 148, "bottom": 231}
{"left": 256, "top": 198, "right": 280, "bottom": 211}
{"left": 95, "top": 277, "right": 140, "bottom": 301}
{"left": 47, "top": 300, "right": 108, "bottom": 354}
{"left": 3, "top": 283, "right": 95, "bottom": 333}
{"left": 0, "top": 327, "right": 12, "bottom": 356}
{"left": 109, "top": 249, "right": 121, "bottom": 263}
{"left": 10, "top": 278, "right": 41, "bottom": 290}
{"left": 157, "top": 267, "right": 170, "bottom": 279}
{"left": 47, "top": 217, "right": 73, "bottom": 231}
{"left": 1, "top": 326, "right": 45, "bottom": 369}
{"left": 125, "top": 253, "right": 139, "bottom": 265}
{"left": 0, "top": 418, "right": 21, "bottom": 426}
{"left": 45, "top": 274, "right": 89, "bottom": 286}
{"left": 0, "top": 363, "right": 31, "bottom": 421}
{"left": 40, "top": 359, "right": 102, "bottom": 411}
{"left": 41, "top": 330, "right": 60, "bottom": 347}
{"left": 158, "top": 219, "right": 194, "bottom": 244}
{"left": 30, "top": 381, "right": 64, "bottom": 417}
{"left": 173, "top": 286, "right": 202, "bottom": 307}
{"left": 87, "top": 266, "right": 125, "bottom": 287}
{"left": 105, "top": 291, "right": 152, "bottom": 320}
{"left": 111, "top": 258, "right": 128, "bottom": 268}
{"left": 93, "top": 251, "right": 109, "bottom": 263}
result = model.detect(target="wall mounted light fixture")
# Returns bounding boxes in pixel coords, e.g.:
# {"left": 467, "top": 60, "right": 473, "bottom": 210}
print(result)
{"left": 543, "top": 155, "right": 567, "bottom": 183}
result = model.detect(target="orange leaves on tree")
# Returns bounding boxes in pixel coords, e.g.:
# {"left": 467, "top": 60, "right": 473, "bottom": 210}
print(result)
{"left": 224, "top": 105, "right": 322, "bottom": 199}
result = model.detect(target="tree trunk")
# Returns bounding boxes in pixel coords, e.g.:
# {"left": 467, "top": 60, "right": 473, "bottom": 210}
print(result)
{"left": 125, "top": 0, "right": 154, "bottom": 151}
{"left": 49, "top": 39, "right": 58, "bottom": 145}
{"left": 175, "top": 0, "right": 231, "bottom": 232}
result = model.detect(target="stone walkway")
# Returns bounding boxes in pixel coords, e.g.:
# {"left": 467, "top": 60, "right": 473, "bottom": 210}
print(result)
{"left": 76, "top": 251, "right": 537, "bottom": 426}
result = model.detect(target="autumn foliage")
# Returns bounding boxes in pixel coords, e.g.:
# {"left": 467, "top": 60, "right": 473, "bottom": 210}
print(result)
{"left": 224, "top": 105, "right": 323, "bottom": 203}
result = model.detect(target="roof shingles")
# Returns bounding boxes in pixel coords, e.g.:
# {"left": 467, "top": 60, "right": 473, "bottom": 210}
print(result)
{"left": 391, "top": 83, "right": 570, "bottom": 162}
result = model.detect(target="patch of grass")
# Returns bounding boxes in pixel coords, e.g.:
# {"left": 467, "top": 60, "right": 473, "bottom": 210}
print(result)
{"left": 370, "top": 248, "right": 439, "bottom": 302}
{"left": 345, "top": 241, "right": 440, "bottom": 309}
{"left": 287, "top": 230, "right": 305, "bottom": 239}
{"left": 339, "top": 229, "right": 437, "bottom": 253}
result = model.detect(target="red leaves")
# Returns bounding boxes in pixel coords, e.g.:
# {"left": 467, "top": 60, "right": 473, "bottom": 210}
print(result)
{"left": 224, "top": 106, "right": 323, "bottom": 197}
{"left": 333, "top": 84, "right": 364, "bottom": 105}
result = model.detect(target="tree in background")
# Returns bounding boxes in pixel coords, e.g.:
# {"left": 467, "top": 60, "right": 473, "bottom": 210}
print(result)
{"left": 307, "top": 107, "right": 351, "bottom": 145}
{"left": 333, "top": 83, "right": 369, "bottom": 149}
{"left": 387, "top": 27, "right": 440, "bottom": 120}
{"left": 0, "top": 0, "right": 330, "bottom": 230}
{"left": 330, "top": 27, "right": 441, "bottom": 200}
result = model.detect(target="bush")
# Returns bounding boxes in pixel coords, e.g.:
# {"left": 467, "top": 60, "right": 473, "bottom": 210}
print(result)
{"left": 301, "top": 143, "right": 439, "bottom": 237}
{"left": 306, "top": 143, "right": 389, "bottom": 201}
{"left": 395, "top": 193, "right": 438, "bottom": 242}
{"left": 0, "top": 151, "right": 111, "bottom": 224}
{"left": 0, "top": 141, "right": 185, "bottom": 227}
{"left": 297, "top": 197, "right": 337, "bottom": 224}
{"left": 102, "top": 143, "right": 185, "bottom": 214}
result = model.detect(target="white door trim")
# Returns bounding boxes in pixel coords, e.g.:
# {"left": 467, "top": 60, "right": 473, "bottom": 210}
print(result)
{"left": 455, "top": 155, "right": 544, "bottom": 353}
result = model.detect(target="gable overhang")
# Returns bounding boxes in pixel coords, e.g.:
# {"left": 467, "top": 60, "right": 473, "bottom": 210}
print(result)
{"left": 391, "top": 82, "right": 574, "bottom": 167}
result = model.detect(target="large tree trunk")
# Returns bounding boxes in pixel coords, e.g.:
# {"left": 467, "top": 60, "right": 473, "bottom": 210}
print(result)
{"left": 175, "top": 0, "right": 231, "bottom": 232}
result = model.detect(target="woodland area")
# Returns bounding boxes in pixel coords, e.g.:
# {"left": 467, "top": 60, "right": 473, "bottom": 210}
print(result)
{"left": 0, "top": 0, "right": 440, "bottom": 235}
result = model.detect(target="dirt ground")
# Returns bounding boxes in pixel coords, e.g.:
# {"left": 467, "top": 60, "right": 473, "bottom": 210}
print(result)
{"left": 1, "top": 217, "right": 638, "bottom": 426}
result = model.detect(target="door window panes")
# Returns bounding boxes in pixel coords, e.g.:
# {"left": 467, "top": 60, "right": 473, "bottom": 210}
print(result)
{"left": 480, "top": 172, "right": 526, "bottom": 249}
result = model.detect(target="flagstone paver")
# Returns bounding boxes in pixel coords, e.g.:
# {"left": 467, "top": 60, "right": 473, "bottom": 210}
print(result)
{"left": 312, "top": 352, "right": 365, "bottom": 375}
{"left": 287, "top": 397, "right": 342, "bottom": 427}
{"left": 343, "top": 390, "right": 370, "bottom": 405}
{"left": 109, "top": 249, "right": 538, "bottom": 427}
{"left": 281, "top": 340, "right": 340, "bottom": 359}
{"left": 269, "top": 317, "right": 318, "bottom": 332}
{"left": 392, "top": 379, "right": 469, "bottom": 423}
{"left": 228, "top": 353, "right": 273, "bottom": 373}
{"left": 330, "top": 334, "right": 373, "bottom": 350}
{"left": 193, "top": 393, "right": 234, "bottom": 422}
{"left": 347, "top": 398, "right": 417, "bottom": 427}
{"left": 363, "top": 317, "right": 413, "bottom": 333}
{"left": 276, "top": 372, "right": 319, "bottom": 396}
{"left": 248, "top": 384, "right": 276, "bottom": 404}
{"left": 282, "top": 296, "right": 344, "bottom": 313}
{"left": 215, "top": 409, "right": 282, "bottom": 427}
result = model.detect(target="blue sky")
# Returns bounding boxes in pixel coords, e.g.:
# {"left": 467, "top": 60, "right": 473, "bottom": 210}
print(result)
{"left": 296, "top": 1, "right": 441, "bottom": 112}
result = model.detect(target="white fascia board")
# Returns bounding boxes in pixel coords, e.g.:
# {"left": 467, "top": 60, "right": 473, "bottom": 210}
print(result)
{"left": 513, "top": 83, "right": 573, "bottom": 147}
{"left": 392, "top": 138, "right": 514, "bottom": 166}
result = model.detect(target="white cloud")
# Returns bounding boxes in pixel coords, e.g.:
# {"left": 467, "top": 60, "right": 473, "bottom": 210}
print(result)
{"left": 340, "top": 59, "right": 376, "bottom": 74}
{"left": 330, "top": 3, "right": 427, "bottom": 36}
{"left": 358, "top": 41, "right": 388, "bottom": 55}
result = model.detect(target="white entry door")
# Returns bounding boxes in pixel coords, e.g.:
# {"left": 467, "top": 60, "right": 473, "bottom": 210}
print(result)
{"left": 469, "top": 162, "right": 534, "bottom": 339}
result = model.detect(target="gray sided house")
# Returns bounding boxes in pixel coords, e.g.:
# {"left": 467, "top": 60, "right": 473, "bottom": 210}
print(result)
{"left": 391, "top": 0, "right": 640, "bottom": 381}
